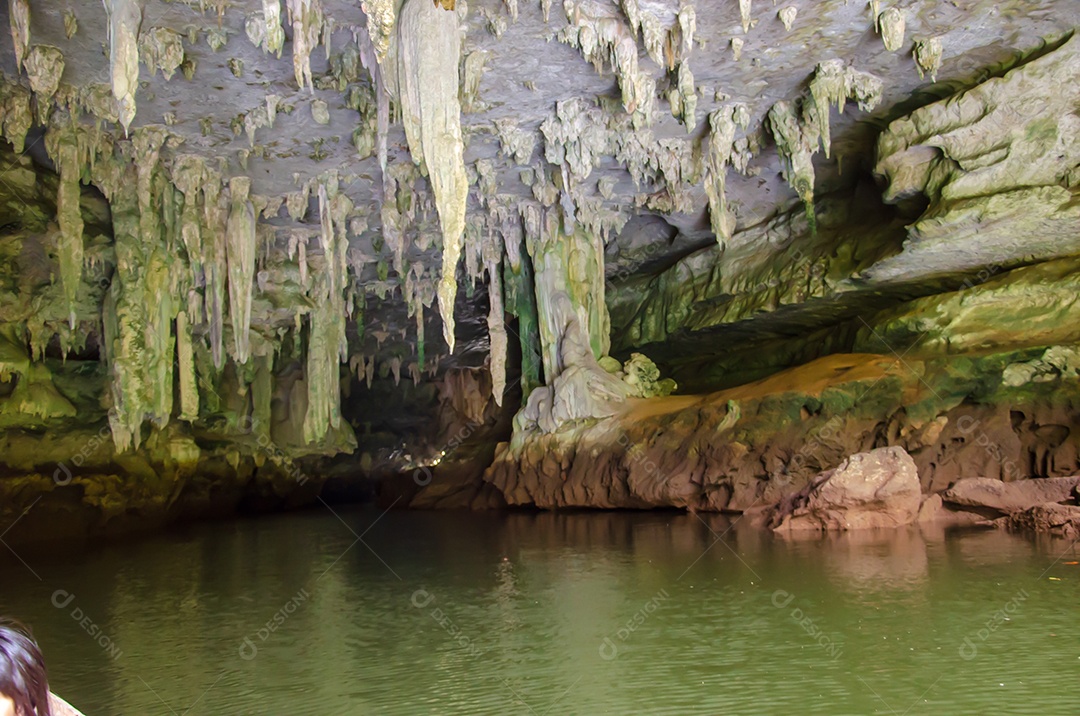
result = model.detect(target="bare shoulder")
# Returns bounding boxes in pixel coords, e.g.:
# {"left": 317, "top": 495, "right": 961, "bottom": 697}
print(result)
{"left": 48, "top": 693, "right": 87, "bottom": 716}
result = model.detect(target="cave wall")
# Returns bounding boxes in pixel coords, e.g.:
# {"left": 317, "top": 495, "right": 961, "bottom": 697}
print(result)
{"left": 0, "top": 0, "right": 1077, "bottom": 536}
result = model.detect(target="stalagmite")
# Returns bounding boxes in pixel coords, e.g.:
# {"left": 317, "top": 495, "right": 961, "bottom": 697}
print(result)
{"left": 8, "top": 0, "right": 29, "bottom": 73}
{"left": 731, "top": 37, "right": 744, "bottom": 61}
{"left": 177, "top": 309, "right": 199, "bottom": 420}
{"left": 226, "top": 176, "right": 256, "bottom": 363}
{"left": 396, "top": 0, "right": 469, "bottom": 353}
{"left": 878, "top": 7, "right": 905, "bottom": 52}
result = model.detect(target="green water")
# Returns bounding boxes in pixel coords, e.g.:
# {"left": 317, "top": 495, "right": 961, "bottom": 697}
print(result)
{"left": 2, "top": 506, "right": 1078, "bottom": 715}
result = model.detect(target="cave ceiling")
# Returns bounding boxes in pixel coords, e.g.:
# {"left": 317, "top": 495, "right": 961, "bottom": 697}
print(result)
{"left": 1, "top": 0, "right": 1077, "bottom": 378}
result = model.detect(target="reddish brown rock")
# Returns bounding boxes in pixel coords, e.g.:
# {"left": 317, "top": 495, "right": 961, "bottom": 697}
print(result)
{"left": 942, "top": 476, "right": 1080, "bottom": 515}
{"left": 916, "top": 493, "right": 985, "bottom": 528}
{"left": 1000, "top": 503, "right": 1080, "bottom": 538}
{"left": 771, "top": 447, "right": 922, "bottom": 531}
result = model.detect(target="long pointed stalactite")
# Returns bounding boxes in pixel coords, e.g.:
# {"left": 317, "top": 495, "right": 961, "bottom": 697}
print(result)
{"left": 396, "top": 0, "right": 469, "bottom": 354}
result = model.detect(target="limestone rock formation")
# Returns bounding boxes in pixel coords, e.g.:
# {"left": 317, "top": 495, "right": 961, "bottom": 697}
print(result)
{"left": 942, "top": 476, "right": 1080, "bottom": 515}
{"left": 770, "top": 447, "right": 922, "bottom": 531}
{"left": 0, "top": 0, "right": 1077, "bottom": 540}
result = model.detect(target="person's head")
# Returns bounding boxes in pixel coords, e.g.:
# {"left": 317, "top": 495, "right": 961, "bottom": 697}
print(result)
{"left": 0, "top": 621, "right": 51, "bottom": 716}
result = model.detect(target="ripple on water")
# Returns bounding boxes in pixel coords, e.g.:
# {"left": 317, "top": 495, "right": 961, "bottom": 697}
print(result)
{"left": 2, "top": 510, "right": 1079, "bottom": 715}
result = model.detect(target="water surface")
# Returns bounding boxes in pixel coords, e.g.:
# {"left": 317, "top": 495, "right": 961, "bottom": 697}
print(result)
{"left": 2, "top": 506, "right": 1078, "bottom": 715}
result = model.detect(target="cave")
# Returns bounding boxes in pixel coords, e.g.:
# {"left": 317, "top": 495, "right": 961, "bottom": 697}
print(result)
{"left": 1, "top": 1, "right": 1079, "bottom": 714}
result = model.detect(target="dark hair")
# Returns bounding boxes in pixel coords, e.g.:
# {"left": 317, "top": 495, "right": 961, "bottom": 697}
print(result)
{"left": 0, "top": 620, "right": 52, "bottom": 716}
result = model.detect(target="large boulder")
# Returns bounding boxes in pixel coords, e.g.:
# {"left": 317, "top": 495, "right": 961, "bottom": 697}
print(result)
{"left": 772, "top": 447, "right": 922, "bottom": 531}
{"left": 942, "top": 476, "right": 1080, "bottom": 515}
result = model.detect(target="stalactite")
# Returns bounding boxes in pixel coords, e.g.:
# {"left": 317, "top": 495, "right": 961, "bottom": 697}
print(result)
{"left": 64, "top": 10, "right": 78, "bottom": 39}
{"left": 878, "top": 8, "right": 905, "bottom": 52}
{"left": 397, "top": 0, "right": 469, "bottom": 353}
{"left": 172, "top": 154, "right": 206, "bottom": 279}
{"left": 177, "top": 309, "right": 199, "bottom": 420}
{"left": 8, "top": 0, "right": 30, "bottom": 73}
{"left": 768, "top": 61, "right": 882, "bottom": 231}
{"left": 558, "top": 0, "right": 656, "bottom": 127}
{"left": 504, "top": 251, "right": 541, "bottom": 398}
{"left": 287, "top": 179, "right": 311, "bottom": 220}
{"left": 48, "top": 125, "right": 85, "bottom": 328}
{"left": 705, "top": 104, "right": 750, "bottom": 246}
{"left": 252, "top": 353, "right": 273, "bottom": 439}
{"left": 99, "top": 126, "right": 178, "bottom": 450}
{"left": 285, "top": 0, "right": 323, "bottom": 91}
{"left": 303, "top": 272, "right": 344, "bottom": 443}
{"left": 767, "top": 100, "right": 816, "bottom": 230}
{"left": 202, "top": 169, "right": 228, "bottom": 369}
{"left": 24, "top": 46, "right": 65, "bottom": 105}
{"left": 673, "top": 62, "right": 696, "bottom": 131}
{"left": 104, "top": 0, "right": 144, "bottom": 135}
{"left": 913, "top": 37, "right": 943, "bottom": 81}
{"left": 264, "top": 0, "right": 285, "bottom": 57}
{"left": 0, "top": 83, "right": 31, "bottom": 153}
{"left": 389, "top": 355, "right": 402, "bottom": 386}
{"left": 226, "top": 176, "right": 256, "bottom": 363}
{"left": 778, "top": 6, "right": 797, "bottom": 31}
{"left": 484, "top": 235, "right": 508, "bottom": 406}
{"left": 302, "top": 174, "right": 351, "bottom": 444}
{"left": 362, "top": 0, "right": 397, "bottom": 64}
{"left": 139, "top": 27, "right": 185, "bottom": 80}
{"left": 739, "top": 0, "right": 752, "bottom": 33}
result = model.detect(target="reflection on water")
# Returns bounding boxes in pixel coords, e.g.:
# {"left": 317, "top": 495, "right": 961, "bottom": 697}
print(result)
{"left": 1, "top": 507, "right": 1079, "bottom": 715}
